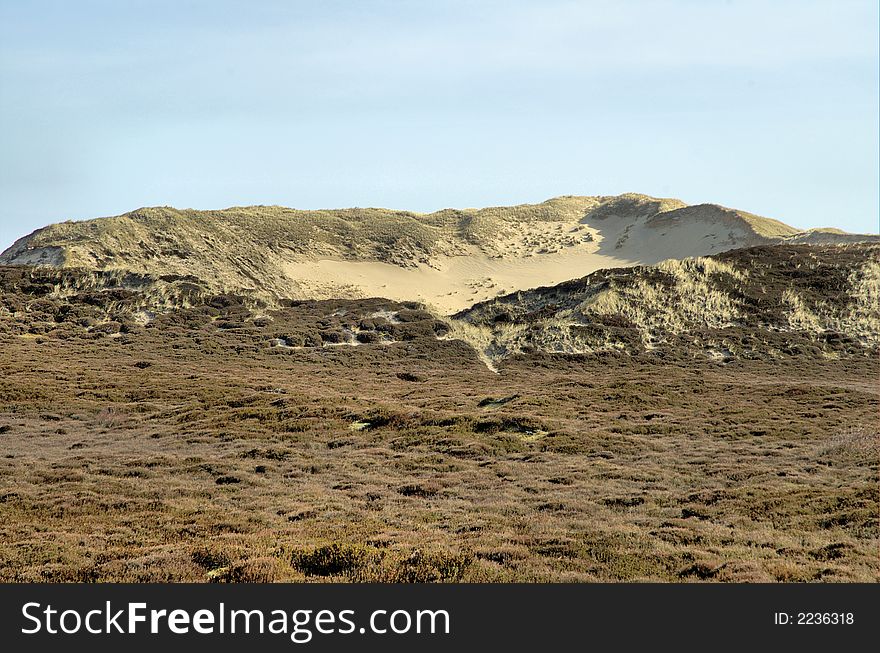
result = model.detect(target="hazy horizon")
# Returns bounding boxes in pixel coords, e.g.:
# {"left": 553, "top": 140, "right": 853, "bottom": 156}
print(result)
{"left": 1, "top": 0, "right": 878, "bottom": 251}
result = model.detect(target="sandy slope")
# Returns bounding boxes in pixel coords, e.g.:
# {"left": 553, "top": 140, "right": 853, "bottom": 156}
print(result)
{"left": 284, "top": 248, "right": 633, "bottom": 314}
{"left": 281, "top": 204, "right": 781, "bottom": 314}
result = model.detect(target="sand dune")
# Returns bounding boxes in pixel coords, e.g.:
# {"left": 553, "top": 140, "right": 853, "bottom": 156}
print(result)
{"left": 280, "top": 202, "right": 805, "bottom": 314}
{"left": 2, "top": 193, "right": 876, "bottom": 314}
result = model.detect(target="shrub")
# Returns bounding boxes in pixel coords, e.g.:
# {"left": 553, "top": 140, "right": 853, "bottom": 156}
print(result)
{"left": 397, "top": 482, "right": 441, "bottom": 497}
{"left": 191, "top": 548, "right": 231, "bottom": 571}
{"left": 290, "top": 543, "right": 377, "bottom": 577}
{"left": 382, "top": 550, "right": 473, "bottom": 583}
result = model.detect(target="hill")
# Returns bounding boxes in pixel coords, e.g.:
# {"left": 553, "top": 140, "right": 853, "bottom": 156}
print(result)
{"left": 2, "top": 244, "right": 876, "bottom": 369}
{"left": 3, "top": 194, "right": 876, "bottom": 314}
{"left": 453, "top": 243, "right": 880, "bottom": 366}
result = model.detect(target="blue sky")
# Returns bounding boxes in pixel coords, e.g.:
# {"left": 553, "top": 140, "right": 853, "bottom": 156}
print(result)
{"left": 1, "top": 0, "right": 877, "bottom": 251}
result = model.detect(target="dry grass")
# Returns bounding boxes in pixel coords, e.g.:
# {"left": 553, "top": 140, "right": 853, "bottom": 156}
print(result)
{"left": 783, "top": 289, "right": 824, "bottom": 333}
{"left": 0, "top": 316, "right": 876, "bottom": 582}
{"left": 844, "top": 259, "right": 880, "bottom": 341}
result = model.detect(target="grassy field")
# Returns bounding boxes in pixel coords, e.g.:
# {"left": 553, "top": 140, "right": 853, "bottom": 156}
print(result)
{"left": 0, "top": 315, "right": 876, "bottom": 582}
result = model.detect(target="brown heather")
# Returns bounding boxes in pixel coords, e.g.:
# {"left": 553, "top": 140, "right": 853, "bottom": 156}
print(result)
{"left": 0, "top": 243, "right": 877, "bottom": 582}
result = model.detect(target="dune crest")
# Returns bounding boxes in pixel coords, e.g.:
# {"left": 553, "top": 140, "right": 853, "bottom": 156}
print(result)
{"left": 2, "top": 193, "right": 875, "bottom": 314}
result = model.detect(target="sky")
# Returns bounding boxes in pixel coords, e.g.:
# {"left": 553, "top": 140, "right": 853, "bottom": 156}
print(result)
{"left": 0, "top": 0, "right": 877, "bottom": 251}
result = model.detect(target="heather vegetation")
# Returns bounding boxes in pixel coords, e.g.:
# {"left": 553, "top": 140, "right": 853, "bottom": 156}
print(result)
{"left": 455, "top": 244, "right": 880, "bottom": 362}
{"left": 0, "top": 243, "right": 877, "bottom": 582}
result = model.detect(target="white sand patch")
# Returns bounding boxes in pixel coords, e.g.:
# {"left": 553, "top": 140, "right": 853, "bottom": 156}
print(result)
{"left": 284, "top": 248, "right": 634, "bottom": 315}
{"left": 370, "top": 309, "right": 402, "bottom": 323}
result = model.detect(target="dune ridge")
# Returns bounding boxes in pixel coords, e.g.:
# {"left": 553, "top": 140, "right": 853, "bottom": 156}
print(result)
{"left": 2, "top": 193, "right": 876, "bottom": 314}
